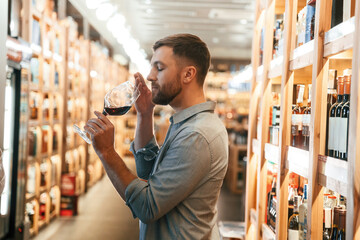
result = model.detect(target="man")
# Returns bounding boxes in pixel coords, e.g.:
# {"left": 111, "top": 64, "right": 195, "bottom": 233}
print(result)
{"left": 85, "top": 34, "right": 228, "bottom": 239}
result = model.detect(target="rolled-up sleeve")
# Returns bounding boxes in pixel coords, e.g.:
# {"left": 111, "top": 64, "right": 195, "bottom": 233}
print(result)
{"left": 125, "top": 130, "right": 211, "bottom": 224}
{"left": 130, "top": 137, "right": 159, "bottom": 180}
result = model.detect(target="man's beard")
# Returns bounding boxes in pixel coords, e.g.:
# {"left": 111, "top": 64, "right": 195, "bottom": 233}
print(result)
{"left": 152, "top": 74, "right": 182, "bottom": 105}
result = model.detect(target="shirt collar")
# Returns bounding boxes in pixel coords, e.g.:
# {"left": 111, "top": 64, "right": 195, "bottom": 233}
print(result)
{"left": 170, "top": 101, "right": 216, "bottom": 124}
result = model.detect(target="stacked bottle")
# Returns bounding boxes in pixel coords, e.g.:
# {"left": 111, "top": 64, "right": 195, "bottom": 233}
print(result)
{"left": 328, "top": 71, "right": 351, "bottom": 160}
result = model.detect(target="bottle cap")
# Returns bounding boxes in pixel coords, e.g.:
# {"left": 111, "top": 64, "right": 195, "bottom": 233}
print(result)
{"left": 344, "top": 75, "right": 351, "bottom": 95}
{"left": 337, "top": 76, "right": 345, "bottom": 95}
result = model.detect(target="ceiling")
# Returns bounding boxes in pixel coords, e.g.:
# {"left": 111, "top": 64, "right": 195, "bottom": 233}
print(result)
{"left": 69, "top": 0, "right": 255, "bottom": 62}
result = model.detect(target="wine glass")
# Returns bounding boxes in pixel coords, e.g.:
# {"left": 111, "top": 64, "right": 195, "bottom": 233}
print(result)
{"left": 73, "top": 80, "right": 140, "bottom": 144}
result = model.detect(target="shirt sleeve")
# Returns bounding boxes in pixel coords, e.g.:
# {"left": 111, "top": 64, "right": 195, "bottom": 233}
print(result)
{"left": 129, "top": 136, "right": 159, "bottom": 180}
{"left": 125, "top": 130, "right": 211, "bottom": 224}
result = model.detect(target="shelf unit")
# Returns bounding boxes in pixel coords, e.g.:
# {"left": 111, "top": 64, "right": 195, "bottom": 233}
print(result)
{"left": 22, "top": 0, "right": 65, "bottom": 235}
{"left": 19, "top": 2, "right": 131, "bottom": 236}
{"left": 86, "top": 41, "right": 109, "bottom": 188}
{"left": 245, "top": 0, "right": 360, "bottom": 239}
{"left": 61, "top": 18, "right": 89, "bottom": 196}
{"left": 206, "top": 71, "right": 250, "bottom": 193}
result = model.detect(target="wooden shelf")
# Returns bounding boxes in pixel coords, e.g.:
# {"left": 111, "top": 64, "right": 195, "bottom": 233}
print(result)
{"left": 324, "top": 17, "right": 355, "bottom": 58}
{"left": 318, "top": 155, "right": 348, "bottom": 197}
{"left": 39, "top": 186, "right": 47, "bottom": 194}
{"left": 245, "top": 0, "right": 360, "bottom": 239}
{"left": 285, "top": 146, "right": 309, "bottom": 179}
{"left": 38, "top": 220, "right": 46, "bottom": 230}
{"left": 31, "top": 44, "right": 42, "bottom": 56}
{"left": 30, "top": 83, "right": 40, "bottom": 91}
{"left": 252, "top": 138, "right": 260, "bottom": 155}
{"left": 289, "top": 40, "right": 314, "bottom": 70}
{"left": 250, "top": 208, "right": 257, "bottom": 226}
{"left": 262, "top": 223, "right": 275, "bottom": 240}
{"left": 264, "top": 143, "right": 279, "bottom": 165}
{"left": 50, "top": 211, "right": 57, "bottom": 220}
{"left": 268, "top": 56, "right": 283, "bottom": 79}
{"left": 232, "top": 144, "right": 247, "bottom": 152}
{"left": 29, "top": 120, "right": 40, "bottom": 127}
{"left": 256, "top": 65, "right": 264, "bottom": 82}
{"left": 26, "top": 193, "right": 36, "bottom": 202}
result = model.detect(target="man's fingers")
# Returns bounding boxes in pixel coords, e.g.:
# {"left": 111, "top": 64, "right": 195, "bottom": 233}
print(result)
{"left": 94, "top": 111, "right": 112, "bottom": 126}
{"left": 134, "top": 72, "right": 146, "bottom": 85}
{"left": 87, "top": 118, "right": 106, "bottom": 130}
{"left": 84, "top": 123, "right": 99, "bottom": 136}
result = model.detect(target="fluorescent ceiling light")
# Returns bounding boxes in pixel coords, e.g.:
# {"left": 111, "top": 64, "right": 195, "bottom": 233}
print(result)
{"left": 96, "top": 3, "right": 116, "bottom": 21}
{"left": 86, "top": 0, "right": 105, "bottom": 9}
{"left": 107, "top": 13, "right": 126, "bottom": 33}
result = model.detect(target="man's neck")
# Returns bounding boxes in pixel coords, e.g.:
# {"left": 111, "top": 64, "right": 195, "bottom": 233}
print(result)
{"left": 170, "top": 90, "right": 206, "bottom": 112}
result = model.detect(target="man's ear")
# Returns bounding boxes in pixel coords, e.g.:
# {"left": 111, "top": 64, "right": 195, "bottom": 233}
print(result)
{"left": 183, "top": 66, "right": 197, "bottom": 84}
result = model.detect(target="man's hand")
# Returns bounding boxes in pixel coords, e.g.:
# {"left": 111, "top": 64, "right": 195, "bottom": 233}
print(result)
{"left": 84, "top": 111, "right": 115, "bottom": 158}
{"left": 134, "top": 72, "right": 155, "bottom": 117}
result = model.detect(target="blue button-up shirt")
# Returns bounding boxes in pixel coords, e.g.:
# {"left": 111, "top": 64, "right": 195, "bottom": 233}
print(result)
{"left": 126, "top": 101, "right": 228, "bottom": 240}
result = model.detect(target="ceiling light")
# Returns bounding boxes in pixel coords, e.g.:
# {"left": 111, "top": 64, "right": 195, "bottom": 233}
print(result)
{"left": 145, "top": 0, "right": 152, "bottom": 4}
{"left": 96, "top": 3, "right": 116, "bottom": 21}
{"left": 107, "top": 13, "right": 126, "bottom": 33}
{"left": 212, "top": 37, "right": 219, "bottom": 44}
{"left": 240, "top": 19, "right": 248, "bottom": 25}
{"left": 86, "top": 0, "right": 107, "bottom": 9}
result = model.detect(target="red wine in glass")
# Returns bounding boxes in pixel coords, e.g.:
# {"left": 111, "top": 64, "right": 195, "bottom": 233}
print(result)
{"left": 102, "top": 106, "right": 131, "bottom": 116}
{"left": 74, "top": 80, "right": 140, "bottom": 144}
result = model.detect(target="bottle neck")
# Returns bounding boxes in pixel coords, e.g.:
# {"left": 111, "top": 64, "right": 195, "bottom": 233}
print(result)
{"left": 343, "top": 93, "right": 350, "bottom": 102}
{"left": 337, "top": 94, "right": 343, "bottom": 103}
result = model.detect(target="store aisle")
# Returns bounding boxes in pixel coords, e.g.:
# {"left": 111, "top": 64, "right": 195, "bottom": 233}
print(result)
{"left": 33, "top": 159, "right": 140, "bottom": 240}
{"left": 33, "top": 175, "right": 139, "bottom": 240}
{"left": 33, "top": 161, "right": 244, "bottom": 240}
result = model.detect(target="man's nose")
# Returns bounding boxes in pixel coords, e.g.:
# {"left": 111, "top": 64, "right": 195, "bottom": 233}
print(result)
{"left": 147, "top": 70, "right": 156, "bottom": 82}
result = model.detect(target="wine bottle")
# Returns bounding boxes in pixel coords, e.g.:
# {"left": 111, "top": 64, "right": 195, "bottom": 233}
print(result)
{"left": 338, "top": 75, "right": 351, "bottom": 160}
{"left": 291, "top": 85, "right": 305, "bottom": 148}
{"left": 299, "top": 184, "right": 308, "bottom": 240}
{"left": 331, "top": 207, "right": 342, "bottom": 239}
{"left": 331, "top": 0, "right": 344, "bottom": 28}
{"left": 326, "top": 70, "right": 337, "bottom": 154}
{"left": 336, "top": 209, "right": 346, "bottom": 239}
{"left": 328, "top": 76, "right": 344, "bottom": 157}
{"left": 302, "top": 85, "right": 312, "bottom": 150}
{"left": 288, "top": 196, "right": 301, "bottom": 239}
{"left": 267, "top": 177, "right": 277, "bottom": 231}
{"left": 288, "top": 184, "right": 299, "bottom": 220}
{"left": 334, "top": 75, "right": 349, "bottom": 158}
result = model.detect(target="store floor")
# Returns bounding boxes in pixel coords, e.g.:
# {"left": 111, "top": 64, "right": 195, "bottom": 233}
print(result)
{"left": 33, "top": 159, "right": 244, "bottom": 240}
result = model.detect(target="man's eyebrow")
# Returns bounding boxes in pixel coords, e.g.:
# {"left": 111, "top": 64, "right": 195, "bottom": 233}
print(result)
{"left": 152, "top": 61, "right": 164, "bottom": 66}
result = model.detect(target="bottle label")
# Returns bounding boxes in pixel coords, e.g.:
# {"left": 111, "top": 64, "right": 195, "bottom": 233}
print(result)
{"left": 302, "top": 114, "right": 310, "bottom": 136}
{"left": 292, "top": 114, "right": 303, "bottom": 132}
{"left": 328, "top": 117, "right": 335, "bottom": 150}
{"left": 288, "top": 229, "right": 300, "bottom": 239}
{"left": 302, "top": 114, "right": 311, "bottom": 125}
{"left": 334, "top": 117, "right": 341, "bottom": 152}
{"left": 297, "top": 86, "right": 305, "bottom": 103}
{"left": 338, "top": 118, "right": 348, "bottom": 153}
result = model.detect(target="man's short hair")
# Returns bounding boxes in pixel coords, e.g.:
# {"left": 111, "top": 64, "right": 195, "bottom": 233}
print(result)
{"left": 153, "top": 34, "right": 211, "bottom": 86}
